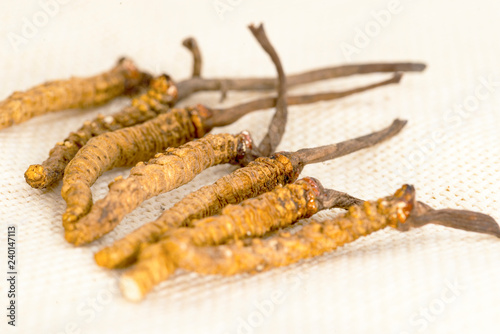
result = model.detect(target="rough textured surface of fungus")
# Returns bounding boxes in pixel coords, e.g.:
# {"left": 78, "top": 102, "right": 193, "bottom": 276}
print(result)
{"left": 24, "top": 75, "right": 177, "bottom": 189}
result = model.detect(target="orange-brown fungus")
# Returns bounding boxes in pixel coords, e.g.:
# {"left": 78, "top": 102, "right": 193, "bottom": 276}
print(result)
{"left": 24, "top": 75, "right": 177, "bottom": 189}
{"left": 1, "top": 57, "right": 150, "bottom": 130}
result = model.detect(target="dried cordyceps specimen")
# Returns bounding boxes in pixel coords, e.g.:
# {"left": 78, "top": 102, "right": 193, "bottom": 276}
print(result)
{"left": 175, "top": 188, "right": 500, "bottom": 276}
{"left": 62, "top": 131, "right": 253, "bottom": 229}
{"left": 119, "top": 184, "right": 500, "bottom": 301}
{"left": 167, "top": 185, "right": 416, "bottom": 276}
{"left": 176, "top": 62, "right": 426, "bottom": 101}
{"left": 95, "top": 119, "right": 406, "bottom": 268}
{"left": 247, "top": 23, "right": 288, "bottom": 160}
{"left": 119, "top": 177, "right": 362, "bottom": 300}
{"left": 61, "top": 75, "right": 394, "bottom": 235}
{"left": 62, "top": 22, "right": 287, "bottom": 231}
{"left": 397, "top": 201, "right": 500, "bottom": 237}
{"left": 24, "top": 75, "right": 178, "bottom": 189}
{"left": 23, "top": 35, "right": 424, "bottom": 189}
{"left": 63, "top": 33, "right": 402, "bottom": 238}
{"left": 58, "top": 105, "right": 199, "bottom": 226}
{"left": 182, "top": 37, "right": 202, "bottom": 78}
{"left": 0, "top": 57, "right": 151, "bottom": 130}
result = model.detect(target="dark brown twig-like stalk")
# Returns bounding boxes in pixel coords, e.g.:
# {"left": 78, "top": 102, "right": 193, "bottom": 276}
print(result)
{"left": 204, "top": 73, "right": 402, "bottom": 129}
{"left": 182, "top": 37, "right": 203, "bottom": 78}
{"left": 248, "top": 23, "right": 288, "bottom": 158}
{"left": 398, "top": 201, "right": 500, "bottom": 237}
{"left": 294, "top": 118, "right": 407, "bottom": 165}
{"left": 176, "top": 62, "right": 425, "bottom": 101}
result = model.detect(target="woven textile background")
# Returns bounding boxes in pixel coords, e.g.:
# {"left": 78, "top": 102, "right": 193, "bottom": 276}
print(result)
{"left": 1, "top": 1, "right": 499, "bottom": 333}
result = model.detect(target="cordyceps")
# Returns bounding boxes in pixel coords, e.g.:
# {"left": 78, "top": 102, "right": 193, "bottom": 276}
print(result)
{"left": 94, "top": 118, "right": 406, "bottom": 268}
{"left": 62, "top": 24, "right": 404, "bottom": 237}
{"left": 0, "top": 57, "right": 151, "bottom": 130}
{"left": 119, "top": 177, "right": 363, "bottom": 300}
{"left": 119, "top": 184, "right": 500, "bottom": 302}
{"left": 62, "top": 22, "right": 288, "bottom": 230}
{"left": 22, "top": 36, "right": 426, "bottom": 189}
{"left": 62, "top": 130, "right": 254, "bottom": 229}
{"left": 24, "top": 75, "right": 178, "bottom": 189}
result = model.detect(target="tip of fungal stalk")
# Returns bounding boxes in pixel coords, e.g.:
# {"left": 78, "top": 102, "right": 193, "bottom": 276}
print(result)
{"left": 411, "top": 63, "right": 427, "bottom": 72}
{"left": 403, "top": 203, "right": 500, "bottom": 238}
{"left": 24, "top": 164, "right": 48, "bottom": 188}
{"left": 119, "top": 275, "right": 144, "bottom": 302}
{"left": 182, "top": 37, "right": 195, "bottom": 48}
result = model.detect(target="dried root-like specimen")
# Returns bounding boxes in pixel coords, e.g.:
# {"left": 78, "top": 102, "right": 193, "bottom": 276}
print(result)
{"left": 61, "top": 73, "right": 401, "bottom": 235}
{"left": 63, "top": 23, "right": 287, "bottom": 235}
{"left": 66, "top": 25, "right": 405, "bottom": 246}
{"left": 1, "top": 57, "right": 151, "bottom": 130}
{"left": 95, "top": 119, "right": 405, "bottom": 268}
{"left": 118, "top": 177, "right": 362, "bottom": 300}
{"left": 23, "top": 33, "right": 424, "bottom": 189}
{"left": 24, "top": 75, "right": 177, "bottom": 189}
{"left": 63, "top": 131, "right": 253, "bottom": 233}
{"left": 119, "top": 184, "right": 500, "bottom": 301}
{"left": 60, "top": 105, "right": 206, "bottom": 227}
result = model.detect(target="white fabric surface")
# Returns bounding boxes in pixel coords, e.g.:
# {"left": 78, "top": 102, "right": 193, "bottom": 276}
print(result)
{"left": 1, "top": 0, "right": 500, "bottom": 333}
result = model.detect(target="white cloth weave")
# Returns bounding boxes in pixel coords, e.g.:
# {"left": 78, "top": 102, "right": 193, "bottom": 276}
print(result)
{"left": 1, "top": 1, "right": 499, "bottom": 333}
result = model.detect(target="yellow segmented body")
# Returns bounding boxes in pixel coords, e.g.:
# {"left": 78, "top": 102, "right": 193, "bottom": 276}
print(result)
{"left": 1, "top": 58, "right": 149, "bottom": 130}
{"left": 95, "top": 153, "right": 296, "bottom": 269}
{"left": 66, "top": 131, "right": 253, "bottom": 245}
{"left": 177, "top": 185, "right": 415, "bottom": 275}
{"left": 118, "top": 179, "right": 320, "bottom": 297}
{"left": 24, "top": 75, "right": 177, "bottom": 189}
{"left": 119, "top": 185, "right": 414, "bottom": 301}
{"left": 62, "top": 106, "right": 202, "bottom": 229}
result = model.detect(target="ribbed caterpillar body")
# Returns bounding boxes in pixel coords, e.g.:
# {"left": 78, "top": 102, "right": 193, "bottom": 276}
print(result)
{"left": 95, "top": 153, "right": 296, "bottom": 268}
{"left": 1, "top": 58, "right": 150, "bottom": 130}
{"left": 119, "top": 184, "right": 412, "bottom": 301}
{"left": 24, "top": 75, "right": 177, "bottom": 189}
{"left": 65, "top": 131, "right": 254, "bottom": 245}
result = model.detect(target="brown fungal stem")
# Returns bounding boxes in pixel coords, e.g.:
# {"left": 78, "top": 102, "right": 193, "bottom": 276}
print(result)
{"left": 293, "top": 118, "right": 407, "bottom": 165}
{"left": 94, "top": 118, "right": 405, "bottom": 269}
{"left": 398, "top": 201, "right": 500, "bottom": 237}
{"left": 182, "top": 37, "right": 203, "bottom": 78}
{"left": 247, "top": 23, "right": 288, "bottom": 158}
{"left": 204, "top": 72, "right": 402, "bottom": 129}
{"left": 175, "top": 62, "right": 425, "bottom": 101}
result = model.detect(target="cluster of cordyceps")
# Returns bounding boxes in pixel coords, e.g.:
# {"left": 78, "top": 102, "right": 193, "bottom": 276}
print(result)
{"left": 3, "top": 24, "right": 497, "bottom": 302}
